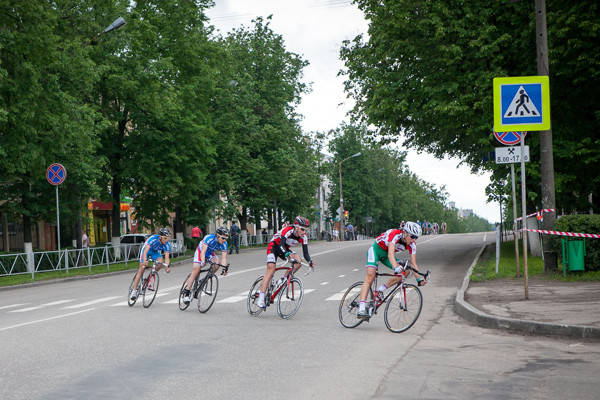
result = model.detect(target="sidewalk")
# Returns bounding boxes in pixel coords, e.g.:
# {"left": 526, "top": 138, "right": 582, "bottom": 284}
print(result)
{"left": 455, "top": 245, "right": 600, "bottom": 340}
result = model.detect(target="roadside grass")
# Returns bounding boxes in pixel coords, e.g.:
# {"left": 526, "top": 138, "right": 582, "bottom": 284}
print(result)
{"left": 471, "top": 239, "right": 600, "bottom": 282}
{"left": 0, "top": 254, "right": 193, "bottom": 288}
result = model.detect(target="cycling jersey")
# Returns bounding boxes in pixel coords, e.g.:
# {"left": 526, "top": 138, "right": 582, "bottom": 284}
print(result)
{"left": 267, "top": 226, "right": 311, "bottom": 263}
{"left": 139, "top": 234, "right": 171, "bottom": 262}
{"left": 194, "top": 234, "right": 228, "bottom": 262}
{"left": 271, "top": 226, "right": 308, "bottom": 248}
{"left": 375, "top": 229, "right": 416, "bottom": 255}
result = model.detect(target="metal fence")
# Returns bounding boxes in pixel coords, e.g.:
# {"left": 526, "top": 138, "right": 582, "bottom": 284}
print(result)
{"left": 0, "top": 239, "right": 185, "bottom": 279}
{"left": 0, "top": 231, "right": 329, "bottom": 279}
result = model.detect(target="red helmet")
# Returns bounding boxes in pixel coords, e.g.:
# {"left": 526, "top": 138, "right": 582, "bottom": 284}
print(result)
{"left": 295, "top": 216, "right": 309, "bottom": 228}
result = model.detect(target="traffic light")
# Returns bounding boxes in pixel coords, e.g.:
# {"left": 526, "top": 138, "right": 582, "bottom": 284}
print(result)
{"left": 344, "top": 210, "right": 349, "bottom": 218}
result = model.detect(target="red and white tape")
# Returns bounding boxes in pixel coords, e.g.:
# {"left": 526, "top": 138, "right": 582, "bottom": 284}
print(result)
{"left": 522, "top": 228, "right": 600, "bottom": 239}
{"left": 514, "top": 208, "right": 556, "bottom": 222}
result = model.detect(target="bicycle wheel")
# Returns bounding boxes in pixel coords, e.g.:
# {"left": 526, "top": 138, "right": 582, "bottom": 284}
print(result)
{"left": 339, "top": 281, "right": 371, "bottom": 328}
{"left": 127, "top": 274, "right": 138, "bottom": 307}
{"left": 384, "top": 283, "right": 423, "bottom": 333}
{"left": 198, "top": 274, "right": 219, "bottom": 313}
{"left": 178, "top": 273, "right": 192, "bottom": 311}
{"left": 142, "top": 271, "right": 160, "bottom": 308}
{"left": 247, "top": 276, "right": 265, "bottom": 316}
{"left": 277, "top": 277, "right": 304, "bottom": 320}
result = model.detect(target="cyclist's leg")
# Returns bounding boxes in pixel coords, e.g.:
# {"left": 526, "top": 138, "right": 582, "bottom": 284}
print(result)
{"left": 185, "top": 246, "right": 204, "bottom": 291}
{"left": 257, "top": 249, "right": 278, "bottom": 307}
{"left": 153, "top": 256, "right": 165, "bottom": 271}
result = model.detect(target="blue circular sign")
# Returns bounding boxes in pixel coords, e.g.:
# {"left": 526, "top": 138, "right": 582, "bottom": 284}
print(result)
{"left": 494, "top": 131, "right": 526, "bottom": 146}
{"left": 47, "top": 163, "right": 67, "bottom": 185}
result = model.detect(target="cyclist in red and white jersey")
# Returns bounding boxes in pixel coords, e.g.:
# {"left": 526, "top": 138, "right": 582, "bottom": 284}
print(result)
{"left": 357, "top": 221, "right": 427, "bottom": 319}
{"left": 255, "top": 216, "right": 316, "bottom": 308}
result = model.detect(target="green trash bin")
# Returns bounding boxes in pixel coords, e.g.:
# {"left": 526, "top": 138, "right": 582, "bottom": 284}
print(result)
{"left": 566, "top": 239, "right": 586, "bottom": 272}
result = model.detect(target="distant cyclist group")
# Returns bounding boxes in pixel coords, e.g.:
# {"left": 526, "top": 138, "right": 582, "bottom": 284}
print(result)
{"left": 127, "top": 217, "right": 429, "bottom": 331}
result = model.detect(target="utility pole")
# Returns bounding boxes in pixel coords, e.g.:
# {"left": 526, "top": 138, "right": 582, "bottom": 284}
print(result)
{"left": 535, "top": 0, "right": 558, "bottom": 272}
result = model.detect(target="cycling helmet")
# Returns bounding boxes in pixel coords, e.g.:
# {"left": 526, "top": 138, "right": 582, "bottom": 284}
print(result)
{"left": 295, "top": 216, "right": 309, "bottom": 228}
{"left": 216, "top": 226, "right": 230, "bottom": 237}
{"left": 158, "top": 227, "right": 172, "bottom": 237}
{"left": 403, "top": 221, "right": 421, "bottom": 238}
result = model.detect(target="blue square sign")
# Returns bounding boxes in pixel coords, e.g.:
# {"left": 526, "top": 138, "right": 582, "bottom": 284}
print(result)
{"left": 493, "top": 76, "right": 550, "bottom": 132}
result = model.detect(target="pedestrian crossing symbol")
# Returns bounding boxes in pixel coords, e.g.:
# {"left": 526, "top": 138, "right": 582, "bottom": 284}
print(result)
{"left": 493, "top": 76, "right": 550, "bottom": 132}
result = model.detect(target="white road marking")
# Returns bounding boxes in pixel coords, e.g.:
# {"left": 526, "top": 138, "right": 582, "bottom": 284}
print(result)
{"left": 62, "top": 296, "right": 120, "bottom": 309}
{"left": 326, "top": 288, "right": 359, "bottom": 301}
{"left": 8, "top": 299, "right": 76, "bottom": 313}
{"left": 320, "top": 282, "right": 329, "bottom": 285}
{"left": 0, "top": 308, "right": 96, "bottom": 332}
{"left": 0, "top": 303, "right": 29, "bottom": 310}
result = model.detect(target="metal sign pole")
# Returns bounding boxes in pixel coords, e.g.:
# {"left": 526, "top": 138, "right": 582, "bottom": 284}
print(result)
{"left": 520, "top": 137, "right": 529, "bottom": 299}
{"left": 56, "top": 185, "right": 61, "bottom": 254}
{"left": 511, "top": 163, "right": 521, "bottom": 277}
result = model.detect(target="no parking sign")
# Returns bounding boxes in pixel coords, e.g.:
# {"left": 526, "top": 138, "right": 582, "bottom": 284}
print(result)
{"left": 494, "top": 131, "right": 526, "bottom": 146}
{"left": 47, "top": 163, "right": 67, "bottom": 185}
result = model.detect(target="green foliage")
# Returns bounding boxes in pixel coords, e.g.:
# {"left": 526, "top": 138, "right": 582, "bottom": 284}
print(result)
{"left": 551, "top": 215, "right": 600, "bottom": 271}
{"left": 471, "top": 241, "right": 544, "bottom": 283}
{"left": 341, "top": 0, "right": 600, "bottom": 216}
{"left": 325, "top": 123, "right": 491, "bottom": 234}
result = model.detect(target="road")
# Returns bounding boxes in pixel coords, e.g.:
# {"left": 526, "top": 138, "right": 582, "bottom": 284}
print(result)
{"left": 1, "top": 233, "right": 599, "bottom": 400}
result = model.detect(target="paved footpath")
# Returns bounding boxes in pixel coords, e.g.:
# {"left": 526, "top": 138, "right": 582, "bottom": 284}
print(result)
{"left": 455, "top": 245, "right": 600, "bottom": 340}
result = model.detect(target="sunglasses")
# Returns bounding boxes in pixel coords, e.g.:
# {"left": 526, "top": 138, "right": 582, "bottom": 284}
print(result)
{"left": 410, "top": 235, "right": 418, "bottom": 240}
{"left": 298, "top": 227, "right": 307, "bottom": 232}
{"left": 218, "top": 235, "right": 228, "bottom": 240}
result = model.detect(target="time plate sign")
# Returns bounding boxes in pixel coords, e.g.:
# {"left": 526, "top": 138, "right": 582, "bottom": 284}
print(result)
{"left": 495, "top": 146, "right": 530, "bottom": 164}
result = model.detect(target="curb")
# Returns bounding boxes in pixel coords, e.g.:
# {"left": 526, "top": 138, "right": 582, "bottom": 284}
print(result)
{"left": 454, "top": 244, "right": 600, "bottom": 341}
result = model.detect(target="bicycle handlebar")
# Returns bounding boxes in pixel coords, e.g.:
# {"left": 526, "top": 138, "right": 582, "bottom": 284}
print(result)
{"left": 281, "top": 258, "right": 314, "bottom": 276}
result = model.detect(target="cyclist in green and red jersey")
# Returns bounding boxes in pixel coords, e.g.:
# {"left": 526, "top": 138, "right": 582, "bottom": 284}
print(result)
{"left": 357, "top": 221, "right": 427, "bottom": 319}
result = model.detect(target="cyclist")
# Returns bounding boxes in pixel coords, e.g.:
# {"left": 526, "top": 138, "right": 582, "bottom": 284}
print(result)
{"left": 130, "top": 228, "right": 172, "bottom": 300}
{"left": 356, "top": 221, "right": 427, "bottom": 319}
{"left": 182, "top": 226, "right": 229, "bottom": 304}
{"left": 255, "top": 216, "right": 316, "bottom": 308}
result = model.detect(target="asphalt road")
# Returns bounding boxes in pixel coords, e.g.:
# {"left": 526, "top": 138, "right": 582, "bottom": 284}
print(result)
{"left": 1, "top": 233, "right": 599, "bottom": 400}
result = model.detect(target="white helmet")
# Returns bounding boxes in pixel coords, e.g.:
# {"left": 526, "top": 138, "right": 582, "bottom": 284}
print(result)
{"left": 403, "top": 221, "right": 422, "bottom": 238}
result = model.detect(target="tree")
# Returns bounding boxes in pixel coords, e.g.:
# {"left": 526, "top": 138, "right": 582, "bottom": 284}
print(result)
{"left": 214, "top": 17, "right": 318, "bottom": 231}
{"left": 341, "top": 0, "right": 600, "bottom": 214}
{"left": 0, "top": 1, "right": 104, "bottom": 249}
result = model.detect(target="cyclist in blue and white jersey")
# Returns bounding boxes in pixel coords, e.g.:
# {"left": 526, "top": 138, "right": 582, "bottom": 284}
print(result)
{"left": 182, "top": 226, "right": 229, "bottom": 304}
{"left": 130, "top": 228, "right": 172, "bottom": 300}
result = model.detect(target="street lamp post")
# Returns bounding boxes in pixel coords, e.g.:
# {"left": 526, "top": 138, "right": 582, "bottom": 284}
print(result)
{"left": 338, "top": 152, "right": 361, "bottom": 241}
{"left": 84, "top": 17, "right": 126, "bottom": 46}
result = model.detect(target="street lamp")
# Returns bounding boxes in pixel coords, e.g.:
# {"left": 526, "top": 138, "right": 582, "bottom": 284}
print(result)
{"left": 84, "top": 17, "right": 126, "bottom": 46}
{"left": 337, "top": 152, "right": 361, "bottom": 241}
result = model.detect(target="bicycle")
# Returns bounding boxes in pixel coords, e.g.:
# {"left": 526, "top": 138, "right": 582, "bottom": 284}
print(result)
{"left": 127, "top": 260, "right": 164, "bottom": 308}
{"left": 247, "top": 258, "right": 313, "bottom": 319}
{"left": 178, "top": 260, "right": 229, "bottom": 313}
{"left": 339, "top": 261, "right": 431, "bottom": 333}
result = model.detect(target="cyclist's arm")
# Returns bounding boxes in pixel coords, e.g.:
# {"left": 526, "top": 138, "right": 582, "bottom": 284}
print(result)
{"left": 302, "top": 244, "right": 312, "bottom": 264}
{"left": 164, "top": 251, "right": 171, "bottom": 271}
{"left": 388, "top": 245, "right": 399, "bottom": 270}
{"left": 408, "top": 252, "right": 426, "bottom": 284}
{"left": 200, "top": 242, "right": 209, "bottom": 265}
{"left": 279, "top": 236, "right": 289, "bottom": 255}
{"left": 141, "top": 246, "right": 151, "bottom": 266}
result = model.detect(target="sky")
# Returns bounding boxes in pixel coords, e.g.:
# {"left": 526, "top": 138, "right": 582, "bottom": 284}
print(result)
{"left": 206, "top": 0, "right": 500, "bottom": 223}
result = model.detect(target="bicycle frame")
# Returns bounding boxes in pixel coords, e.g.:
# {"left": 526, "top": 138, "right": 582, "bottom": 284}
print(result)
{"left": 193, "top": 261, "right": 227, "bottom": 294}
{"left": 370, "top": 264, "right": 429, "bottom": 315}
{"left": 267, "top": 259, "right": 311, "bottom": 304}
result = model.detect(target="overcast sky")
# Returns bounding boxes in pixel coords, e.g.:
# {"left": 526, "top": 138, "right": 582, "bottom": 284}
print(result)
{"left": 206, "top": 0, "right": 500, "bottom": 223}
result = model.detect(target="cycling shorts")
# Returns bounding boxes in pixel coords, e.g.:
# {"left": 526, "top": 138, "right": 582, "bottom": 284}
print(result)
{"left": 193, "top": 247, "right": 218, "bottom": 264}
{"left": 366, "top": 242, "right": 394, "bottom": 270}
{"left": 140, "top": 248, "right": 162, "bottom": 263}
{"left": 266, "top": 241, "right": 294, "bottom": 264}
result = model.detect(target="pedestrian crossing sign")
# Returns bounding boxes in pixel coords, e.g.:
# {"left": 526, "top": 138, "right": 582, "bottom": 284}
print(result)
{"left": 493, "top": 76, "right": 550, "bottom": 132}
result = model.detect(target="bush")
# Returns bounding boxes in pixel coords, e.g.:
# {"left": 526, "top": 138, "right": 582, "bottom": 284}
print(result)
{"left": 550, "top": 214, "right": 600, "bottom": 271}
